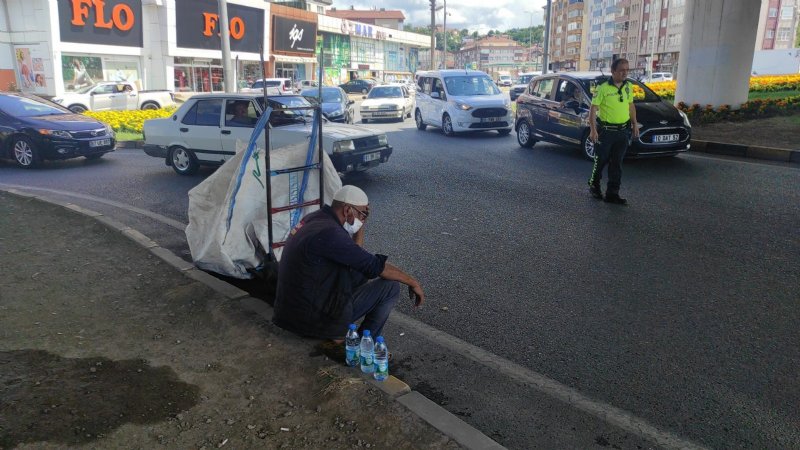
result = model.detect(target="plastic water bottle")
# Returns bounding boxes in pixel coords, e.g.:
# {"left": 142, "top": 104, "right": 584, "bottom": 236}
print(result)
{"left": 359, "top": 329, "right": 375, "bottom": 374}
{"left": 345, "top": 324, "right": 360, "bottom": 367}
{"left": 373, "top": 336, "right": 389, "bottom": 381}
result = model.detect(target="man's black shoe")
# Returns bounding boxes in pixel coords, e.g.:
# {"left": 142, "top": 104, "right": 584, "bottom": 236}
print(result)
{"left": 589, "top": 185, "right": 603, "bottom": 199}
{"left": 604, "top": 194, "right": 628, "bottom": 205}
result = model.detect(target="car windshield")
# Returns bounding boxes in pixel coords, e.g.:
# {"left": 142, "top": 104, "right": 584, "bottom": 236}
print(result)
{"left": 0, "top": 94, "right": 69, "bottom": 117}
{"left": 75, "top": 84, "right": 98, "bottom": 94}
{"left": 443, "top": 76, "right": 501, "bottom": 96}
{"left": 581, "top": 77, "right": 661, "bottom": 102}
{"left": 518, "top": 75, "right": 536, "bottom": 84}
{"left": 264, "top": 95, "right": 317, "bottom": 126}
{"left": 303, "top": 88, "right": 343, "bottom": 103}
{"left": 252, "top": 80, "right": 281, "bottom": 89}
{"left": 367, "top": 86, "right": 403, "bottom": 98}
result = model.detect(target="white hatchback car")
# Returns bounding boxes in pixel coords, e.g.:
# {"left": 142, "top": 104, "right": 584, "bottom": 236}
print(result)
{"left": 414, "top": 70, "right": 513, "bottom": 136}
{"left": 359, "top": 84, "right": 414, "bottom": 123}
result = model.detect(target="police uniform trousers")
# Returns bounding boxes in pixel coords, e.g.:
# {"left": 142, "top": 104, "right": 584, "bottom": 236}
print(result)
{"left": 588, "top": 125, "right": 631, "bottom": 196}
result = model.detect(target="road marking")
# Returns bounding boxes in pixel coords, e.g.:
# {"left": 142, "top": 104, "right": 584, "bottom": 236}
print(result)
{"left": 0, "top": 184, "right": 187, "bottom": 231}
{"left": 390, "top": 312, "right": 709, "bottom": 450}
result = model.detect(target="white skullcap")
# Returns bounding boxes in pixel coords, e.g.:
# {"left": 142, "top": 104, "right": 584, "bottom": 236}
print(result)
{"left": 332, "top": 185, "right": 368, "bottom": 206}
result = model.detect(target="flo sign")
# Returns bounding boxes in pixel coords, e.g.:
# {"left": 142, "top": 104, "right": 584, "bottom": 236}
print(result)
{"left": 58, "top": 0, "right": 143, "bottom": 47}
{"left": 272, "top": 16, "right": 317, "bottom": 54}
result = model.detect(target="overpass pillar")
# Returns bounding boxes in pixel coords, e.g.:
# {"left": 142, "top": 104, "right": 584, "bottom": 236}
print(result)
{"left": 674, "top": 0, "right": 761, "bottom": 108}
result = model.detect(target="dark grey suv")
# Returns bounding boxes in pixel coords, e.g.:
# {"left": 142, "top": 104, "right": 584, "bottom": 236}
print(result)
{"left": 514, "top": 72, "right": 691, "bottom": 159}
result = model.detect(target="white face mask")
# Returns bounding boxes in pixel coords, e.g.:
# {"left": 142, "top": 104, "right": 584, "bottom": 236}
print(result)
{"left": 343, "top": 217, "right": 363, "bottom": 236}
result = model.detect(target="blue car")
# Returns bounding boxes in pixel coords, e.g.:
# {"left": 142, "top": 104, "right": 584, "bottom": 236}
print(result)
{"left": 0, "top": 92, "right": 115, "bottom": 168}
{"left": 301, "top": 87, "right": 354, "bottom": 124}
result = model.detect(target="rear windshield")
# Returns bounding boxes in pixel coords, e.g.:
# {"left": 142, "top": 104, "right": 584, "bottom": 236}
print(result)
{"left": 302, "top": 88, "right": 342, "bottom": 103}
{"left": 252, "top": 80, "right": 281, "bottom": 89}
{"left": 443, "top": 76, "right": 500, "bottom": 96}
{"left": 581, "top": 76, "right": 661, "bottom": 102}
{"left": 0, "top": 94, "right": 69, "bottom": 117}
{"left": 368, "top": 86, "right": 403, "bottom": 98}
{"left": 518, "top": 75, "right": 536, "bottom": 84}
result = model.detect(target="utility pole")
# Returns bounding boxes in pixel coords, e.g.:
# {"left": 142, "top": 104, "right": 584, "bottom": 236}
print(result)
{"left": 542, "top": 0, "right": 551, "bottom": 74}
{"left": 218, "top": 0, "right": 234, "bottom": 92}
{"left": 648, "top": 0, "right": 660, "bottom": 77}
{"left": 443, "top": 0, "right": 447, "bottom": 69}
{"left": 430, "top": 0, "right": 437, "bottom": 70}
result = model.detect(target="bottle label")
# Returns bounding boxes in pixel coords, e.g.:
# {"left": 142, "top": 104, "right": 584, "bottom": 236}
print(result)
{"left": 346, "top": 348, "right": 357, "bottom": 361}
{"left": 376, "top": 361, "right": 388, "bottom": 374}
{"left": 360, "top": 354, "right": 373, "bottom": 366}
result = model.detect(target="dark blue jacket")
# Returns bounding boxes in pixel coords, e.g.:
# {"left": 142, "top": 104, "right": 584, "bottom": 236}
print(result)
{"left": 273, "top": 206, "right": 387, "bottom": 339}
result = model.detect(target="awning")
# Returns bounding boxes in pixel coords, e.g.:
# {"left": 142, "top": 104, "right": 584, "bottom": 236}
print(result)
{"left": 272, "top": 54, "right": 318, "bottom": 64}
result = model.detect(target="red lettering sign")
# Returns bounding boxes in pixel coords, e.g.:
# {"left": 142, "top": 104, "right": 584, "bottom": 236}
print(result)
{"left": 70, "top": 0, "right": 135, "bottom": 31}
{"left": 201, "top": 12, "right": 246, "bottom": 40}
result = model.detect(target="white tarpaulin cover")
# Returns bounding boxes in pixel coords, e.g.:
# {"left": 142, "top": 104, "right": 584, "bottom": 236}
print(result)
{"left": 186, "top": 136, "right": 342, "bottom": 279}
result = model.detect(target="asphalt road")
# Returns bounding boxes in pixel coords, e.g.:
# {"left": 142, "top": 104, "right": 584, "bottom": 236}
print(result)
{"left": 2, "top": 113, "right": 799, "bottom": 449}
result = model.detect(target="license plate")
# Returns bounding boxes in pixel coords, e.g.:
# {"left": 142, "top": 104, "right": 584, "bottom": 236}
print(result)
{"left": 363, "top": 152, "right": 380, "bottom": 162}
{"left": 481, "top": 117, "right": 499, "bottom": 123}
{"left": 90, "top": 138, "right": 111, "bottom": 147}
{"left": 653, "top": 134, "right": 679, "bottom": 143}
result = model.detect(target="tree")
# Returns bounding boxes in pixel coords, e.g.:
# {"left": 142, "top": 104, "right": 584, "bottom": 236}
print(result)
{"left": 472, "top": 31, "right": 479, "bottom": 38}
{"left": 488, "top": 30, "right": 495, "bottom": 37}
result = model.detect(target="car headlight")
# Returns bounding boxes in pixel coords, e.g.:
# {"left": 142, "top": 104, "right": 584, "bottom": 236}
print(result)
{"left": 678, "top": 110, "right": 691, "bottom": 127}
{"left": 503, "top": 99, "right": 511, "bottom": 109}
{"left": 333, "top": 140, "right": 355, "bottom": 153}
{"left": 331, "top": 108, "right": 344, "bottom": 116}
{"left": 105, "top": 124, "right": 115, "bottom": 137}
{"left": 454, "top": 101, "right": 472, "bottom": 111}
{"left": 39, "top": 129, "right": 72, "bottom": 138}
{"left": 378, "top": 134, "right": 388, "bottom": 146}
{"left": 52, "top": 98, "right": 63, "bottom": 104}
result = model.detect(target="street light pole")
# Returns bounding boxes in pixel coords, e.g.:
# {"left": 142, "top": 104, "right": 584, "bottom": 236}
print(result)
{"left": 542, "top": 0, "right": 551, "bottom": 74}
{"left": 218, "top": 0, "right": 234, "bottom": 92}
{"left": 443, "top": 0, "right": 447, "bottom": 69}
{"left": 430, "top": 0, "right": 437, "bottom": 70}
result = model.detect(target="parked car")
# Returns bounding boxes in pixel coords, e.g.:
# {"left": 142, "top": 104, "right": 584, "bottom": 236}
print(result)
{"left": 510, "top": 72, "right": 541, "bottom": 101}
{"left": 359, "top": 84, "right": 414, "bottom": 123}
{"left": 50, "top": 81, "right": 175, "bottom": 113}
{"left": 414, "top": 69, "right": 513, "bottom": 137}
{"left": 641, "top": 72, "right": 674, "bottom": 83}
{"left": 142, "top": 93, "right": 392, "bottom": 176}
{"left": 240, "top": 78, "right": 293, "bottom": 94}
{"left": 0, "top": 92, "right": 115, "bottom": 168}
{"left": 514, "top": 72, "right": 691, "bottom": 159}
{"left": 498, "top": 75, "right": 513, "bottom": 87}
{"left": 295, "top": 79, "right": 318, "bottom": 91}
{"left": 339, "top": 79, "right": 375, "bottom": 94}
{"left": 301, "top": 87, "right": 354, "bottom": 124}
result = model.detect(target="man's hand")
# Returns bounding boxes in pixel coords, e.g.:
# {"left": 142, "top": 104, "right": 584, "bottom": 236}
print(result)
{"left": 589, "top": 128, "right": 599, "bottom": 143}
{"left": 631, "top": 124, "right": 639, "bottom": 139}
{"left": 408, "top": 284, "right": 425, "bottom": 308}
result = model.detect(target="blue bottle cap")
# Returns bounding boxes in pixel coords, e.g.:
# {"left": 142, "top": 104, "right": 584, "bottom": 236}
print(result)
{"left": 363, "top": 329, "right": 371, "bottom": 336}
{"left": 349, "top": 323, "right": 357, "bottom": 330}
{"left": 376, "top": 336, "right": 384, "bottom": 343}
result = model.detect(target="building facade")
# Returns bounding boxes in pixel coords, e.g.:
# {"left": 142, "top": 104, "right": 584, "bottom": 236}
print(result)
{"left": 0, "top": 0, "right": 426, "bottom": 97}
{"left": 755, "top": 0, "right": 799, "bottom": 50}
{"left": 326, "top": 8, "right": 405, "bottom": 31}
{"left": 547, "top": 0, "right": 588, "bottom": 71}
{"left": 454, "top": 35, "right": 528, "bottom": 75}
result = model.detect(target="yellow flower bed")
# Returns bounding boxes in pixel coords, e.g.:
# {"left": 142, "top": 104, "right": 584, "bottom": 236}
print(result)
{"left": 83, "top": 107, "right": 176, "bottom": 133}
{"left": 646, "top": 74, "right": 800, "bottom": 98}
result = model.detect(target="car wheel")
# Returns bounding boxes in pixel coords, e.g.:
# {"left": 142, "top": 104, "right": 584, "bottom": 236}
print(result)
{"left": 141, "top": 101, "right": 159, "bottom": 110}
{"left": 516, "top": 121, "right": 536, "bottom": 148}
{"left": 361, "top": 118, "right": 369, "bottom": 124}
{"left": 415, "top": 109, "right": 427, "bottom": 131}
{"left": 12, "top": 136, "right": 40, "bottom": 168}
{"left": 361, "top": 88, "right": 368, "bottom": 94}
{"left": 170, "top": 146, "right": 199, "bottom": 176}
{"left": 497, "top": 128, "right": 511, "bottom": 136}
{"left": 582, "top": 132, "right": 596, "bottom": 161}
{"left": 84, "top": 153, "right": 104, "bottom": 160}
{"left": 442, "top": 114, "right": 455, "bottom": 137}
{"left": 68, "top": 104, "right": 87, "bottom": 114}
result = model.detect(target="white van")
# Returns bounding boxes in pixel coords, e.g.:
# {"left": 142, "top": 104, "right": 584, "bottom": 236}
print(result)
{"left": 414, "top": 70, "right": 513, "bottom": 137}
{"left": 642, "top": 72, "right": 673, "bottom": 83}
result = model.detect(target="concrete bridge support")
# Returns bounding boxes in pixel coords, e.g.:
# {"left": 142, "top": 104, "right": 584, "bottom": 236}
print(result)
{"left": 675, "top": 0, "right": 762, "bottom": 108}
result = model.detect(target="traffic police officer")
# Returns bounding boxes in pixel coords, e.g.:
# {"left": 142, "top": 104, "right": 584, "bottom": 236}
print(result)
{"left": 588, "top": 58, "right": 638, "bottom": 205}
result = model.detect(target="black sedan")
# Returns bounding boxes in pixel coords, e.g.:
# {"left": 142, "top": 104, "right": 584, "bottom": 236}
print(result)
{"left": 301, "top": 87, "right": 354, "bottom": 124}
{"left": 0, "top": 93, "right": 115, "bottom": 168}
{"left": 515, "top": 72, "right": 691, "bottom": 159}
{"left": 339, "top": 79, "right": 375, "bottom": 94}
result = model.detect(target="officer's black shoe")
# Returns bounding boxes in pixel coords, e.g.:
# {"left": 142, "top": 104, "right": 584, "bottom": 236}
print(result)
{"left": 589, "top": 185, "right": 603, "bottom": 199}
{"left": 604, "top": 194, "right": 628, "bottom": 205}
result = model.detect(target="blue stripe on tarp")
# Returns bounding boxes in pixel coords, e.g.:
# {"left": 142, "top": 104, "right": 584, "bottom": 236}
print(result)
{"left": 225, "top": 106, "right": 273, "bottom": 232}
{"left": 289, "top": 110, "right": 320, "bottom": 228}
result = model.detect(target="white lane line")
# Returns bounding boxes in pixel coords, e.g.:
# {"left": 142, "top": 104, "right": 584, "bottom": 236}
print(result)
{"left": 0, "top": 184, "right": 187, "bottom": 231}
{"left": 390, "top": 312, "right": 709, "bottom": 450}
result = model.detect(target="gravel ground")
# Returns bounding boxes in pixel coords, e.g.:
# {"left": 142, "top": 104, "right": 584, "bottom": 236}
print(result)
{"left": 0, "top": 192, "right": 460, "bottom": 450}
{"left": 692, "top": 114, "right": 800, "bottom": 150}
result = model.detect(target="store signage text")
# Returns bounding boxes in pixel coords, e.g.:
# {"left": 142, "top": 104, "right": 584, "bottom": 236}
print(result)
{"left": 201, "top": 12, "right": 245, "bottom": 40}
{"left": 340, "top": 20, "right": 388, "bottom": 41}
{"left": 175, "top": 0, "right": 263, "bottom": 53}
{"left": 272, "top": 16, "right": 317, "bottom": 54}
{"left": 58, "top": 0, "right": 143, "bottom": 47}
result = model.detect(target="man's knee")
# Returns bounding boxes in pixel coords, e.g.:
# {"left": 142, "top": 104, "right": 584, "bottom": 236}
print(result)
{"left": 384, "top": 279, "right": 400, "bottom": 301}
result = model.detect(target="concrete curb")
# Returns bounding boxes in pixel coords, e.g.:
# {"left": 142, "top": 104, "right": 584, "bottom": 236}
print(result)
{"left": 1, "top": 187, "right": 506, "bottom": 450}
{"left": 116, "top": 140, "right": 144, "bottom": 149}
{"left": 691, "top": 139, "right": 800, "bottom": 163}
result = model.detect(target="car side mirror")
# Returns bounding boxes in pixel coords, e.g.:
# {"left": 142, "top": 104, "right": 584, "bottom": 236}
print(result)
{"left": 431, "top": 92, "right": 440, "bottom": 99}
{"left": 348, "top": 100, "right": 354, "bottom": 105}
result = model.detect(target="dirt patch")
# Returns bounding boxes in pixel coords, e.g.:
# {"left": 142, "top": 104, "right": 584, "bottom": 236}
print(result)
{"left": 692, "top": 114, "right": 800, "bottom": 150}
{"left": 0, "top": 192, "right": 460, "bottom": 450}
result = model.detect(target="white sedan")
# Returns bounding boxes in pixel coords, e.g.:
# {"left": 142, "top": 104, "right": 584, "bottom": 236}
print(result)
{"left": 359, "top": 84, "right": 414, "bottom": 123}
{"left": 143, "top": 93, "right": 393, "bottom": 176}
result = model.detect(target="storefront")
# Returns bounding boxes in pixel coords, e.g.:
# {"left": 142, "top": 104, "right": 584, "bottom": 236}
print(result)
{"left": 318, "top": 32, "right": 351, "bottom": 86}
{"left": 269, "top": 5, "right": 318, "bottom": 83}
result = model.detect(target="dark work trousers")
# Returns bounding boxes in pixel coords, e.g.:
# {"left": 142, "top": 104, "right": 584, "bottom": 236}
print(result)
{"left": 588, "top": 127, "right": 631, "bottom": 196}
{"left": 351, "top": 278, "right": 400, "bottom": 337}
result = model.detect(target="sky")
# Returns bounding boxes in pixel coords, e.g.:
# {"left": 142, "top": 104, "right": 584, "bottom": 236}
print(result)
{"left": 330, "top": 0, "right": 549, "bottom": 35}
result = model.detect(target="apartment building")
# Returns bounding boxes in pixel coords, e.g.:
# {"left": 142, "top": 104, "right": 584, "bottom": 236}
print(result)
{"left": 755, "top": 0, "right": 799, "bottom": 50}
{"left": 454, "top": 35, "right": 528, "bottom": 74}
{"left": 547, "top": 0, "right": 588, "bottom": 71}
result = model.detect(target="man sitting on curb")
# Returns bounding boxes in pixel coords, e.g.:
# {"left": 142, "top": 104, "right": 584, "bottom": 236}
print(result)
{"left": 273, "top": 185, "right": 425, "bottom": 351}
